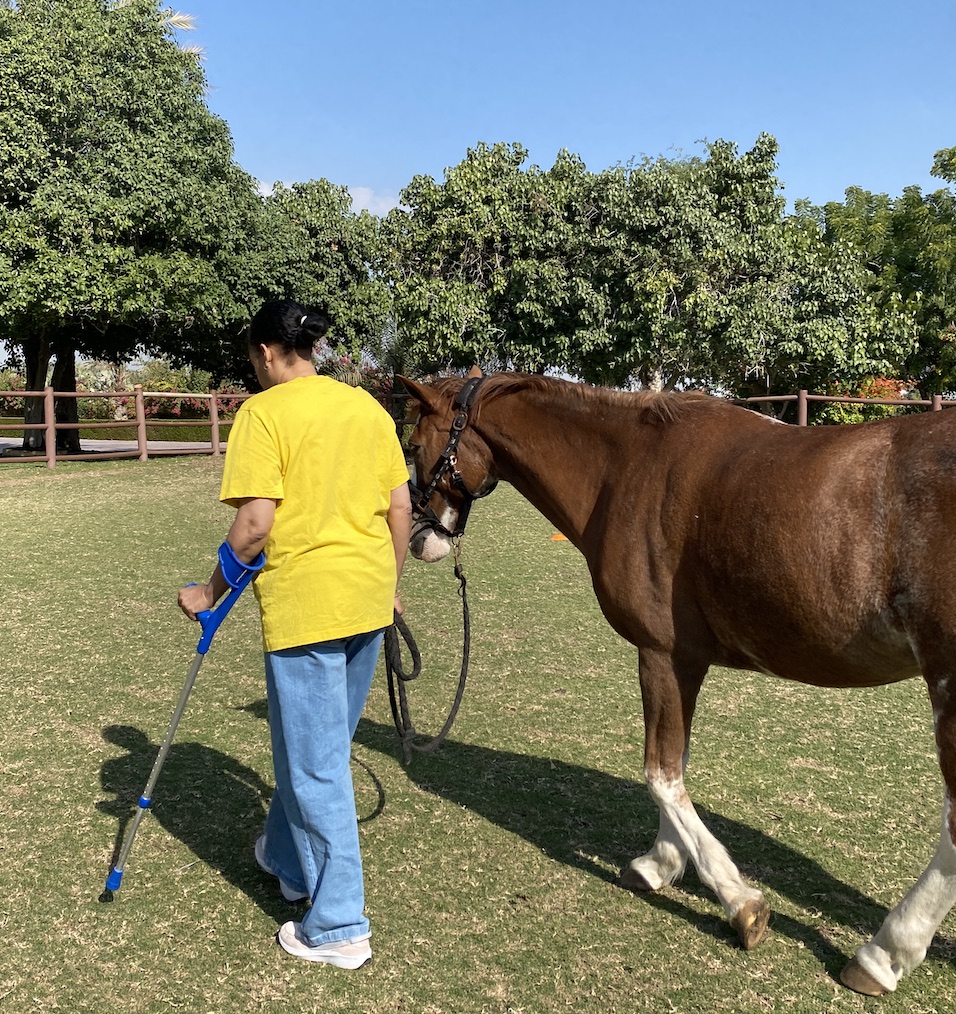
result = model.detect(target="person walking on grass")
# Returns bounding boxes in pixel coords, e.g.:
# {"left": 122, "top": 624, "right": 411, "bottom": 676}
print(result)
{"left": 178, "top": 299, "right": 412, "bottom": 969}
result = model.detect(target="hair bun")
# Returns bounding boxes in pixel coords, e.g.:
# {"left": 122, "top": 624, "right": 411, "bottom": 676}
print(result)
{"left": 294, "top": 312, "right": 331, "bottom": 349}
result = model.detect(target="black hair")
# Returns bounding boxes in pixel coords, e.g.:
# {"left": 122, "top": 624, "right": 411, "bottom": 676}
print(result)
{"left": 248, "top": 300, "right": 331, "bottom": 354}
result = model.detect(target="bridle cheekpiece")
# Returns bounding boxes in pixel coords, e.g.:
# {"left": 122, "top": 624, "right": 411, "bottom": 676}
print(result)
{"left": 409, "top": 375, "right": 497, "bottom": 539}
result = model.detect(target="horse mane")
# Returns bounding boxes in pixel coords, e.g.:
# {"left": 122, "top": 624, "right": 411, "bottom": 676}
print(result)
{"left": 430, "top": 373, "right": 717, "bottom": 425}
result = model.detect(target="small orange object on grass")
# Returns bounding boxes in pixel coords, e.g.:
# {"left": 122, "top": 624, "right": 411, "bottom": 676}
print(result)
{"left": 551, "top": 533, "right": 568, "bottom": 541}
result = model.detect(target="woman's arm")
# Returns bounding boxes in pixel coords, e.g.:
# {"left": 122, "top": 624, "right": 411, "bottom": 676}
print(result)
{"left": 386, "top": 482, "right": 413, "bottom": 615}
{"left": 178, "top": 498, "right": 276, "bottom": 620}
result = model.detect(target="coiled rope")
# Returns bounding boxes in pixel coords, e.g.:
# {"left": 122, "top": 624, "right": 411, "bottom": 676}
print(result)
{"left": 384, "top": 557, "right": 471, "bottom": 764}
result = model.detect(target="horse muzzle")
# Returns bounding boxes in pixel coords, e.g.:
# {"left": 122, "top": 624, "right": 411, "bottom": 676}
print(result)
{"left": 410, "top": 519, "right": 455, "bottom": 563}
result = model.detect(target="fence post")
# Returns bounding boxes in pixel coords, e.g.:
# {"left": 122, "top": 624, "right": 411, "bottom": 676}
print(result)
{"left": 134, "top": 385, "right": 148, "bottom": 462}
{"left": 209, "top": 389, "right": 221, "bottom": 456}
{"left": 44, "top": 386, "right": 56, "bottom": 469}
{"left": 797, "top": 390, "right": 808, "bottom": 427}
{"left": 933, "top": 394, "right": 943, "bottom": 412}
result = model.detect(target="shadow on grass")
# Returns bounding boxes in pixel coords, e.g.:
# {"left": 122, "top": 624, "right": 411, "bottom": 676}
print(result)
{"left": 97, "top": 724, "right": 292, "bottom": 923}
{"left": 96, "top": 711, "right": 956, "bottom": 983}
{"left": 354, "top": 716, "right": 956, "bottom": 982}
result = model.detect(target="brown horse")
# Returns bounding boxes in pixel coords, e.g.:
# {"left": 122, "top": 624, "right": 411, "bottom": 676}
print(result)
{"left": 399, "top": 369, "right": 956, "bottom": 997}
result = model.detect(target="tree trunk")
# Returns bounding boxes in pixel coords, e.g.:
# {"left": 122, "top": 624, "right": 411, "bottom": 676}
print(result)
{"left": 21, "top": 333, "right": 51, "bottom": 452}
{"left": 51, "top": 338, "right": 81, "bottom": 453}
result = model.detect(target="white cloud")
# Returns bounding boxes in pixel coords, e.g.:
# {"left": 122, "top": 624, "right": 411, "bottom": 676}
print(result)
{"left": 256, "top": 179, "right": 290, "bottom": 198}
{"left": 254, "top": 180, "right": 401, "bottom": 216}
{"left": 347, "top": 186, "right": 401, "bottom": 216}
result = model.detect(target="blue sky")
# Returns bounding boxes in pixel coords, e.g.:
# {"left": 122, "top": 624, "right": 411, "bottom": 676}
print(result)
{"left": 181, "top": 0, "right": 954, "bottom": 214}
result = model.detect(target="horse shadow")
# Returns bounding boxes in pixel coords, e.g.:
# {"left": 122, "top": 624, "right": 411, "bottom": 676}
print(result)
{"left": 97, "top": 723, "right": 292, "bottom": 921}
{"left": 354, "top": 716, "right": 956, "bottom": 979}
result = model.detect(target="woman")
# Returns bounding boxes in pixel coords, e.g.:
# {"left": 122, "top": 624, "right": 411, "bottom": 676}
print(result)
{"left": 178, "top": 300, "right": 412, "bottom": 969}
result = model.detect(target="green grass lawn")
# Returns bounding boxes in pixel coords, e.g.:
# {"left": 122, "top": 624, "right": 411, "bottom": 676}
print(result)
{"left": 1, "top": 456, "right": 953, "bottom": 1013}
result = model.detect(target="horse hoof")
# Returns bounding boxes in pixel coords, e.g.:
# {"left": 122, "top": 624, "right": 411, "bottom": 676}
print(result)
{"left": 618, "top": 865, "right": 655, "bottom": 893}
{"left": 730, "top": 898, "right": 771, "bottom": 950}
{"left": 840, "top": 957, "right": 890, "bottom": 996}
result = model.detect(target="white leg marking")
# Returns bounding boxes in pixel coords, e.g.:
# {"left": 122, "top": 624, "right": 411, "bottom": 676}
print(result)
{"left": 644, "top": 773, "right": 764, "bottom": 920}
{"left": 851, "top": 798, "right": 956, "bottom": 993}
{"left": 625, "top": 807, "right": 688, "bottom": 889}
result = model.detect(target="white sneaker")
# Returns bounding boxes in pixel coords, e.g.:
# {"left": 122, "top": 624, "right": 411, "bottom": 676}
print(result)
{"left": 277, "top": 921, "right": 372, "bottom": 968}
{"left": 254, "top": 836, "right": 309, "bottom": 903}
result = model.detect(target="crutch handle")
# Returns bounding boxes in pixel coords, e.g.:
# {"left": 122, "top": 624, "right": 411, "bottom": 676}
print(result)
{"left": 193, "top": 547, "right": 266, "bottom": 655}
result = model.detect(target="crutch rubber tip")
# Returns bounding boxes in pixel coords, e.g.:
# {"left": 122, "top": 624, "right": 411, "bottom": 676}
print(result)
{"left": 105, "top": 868, "right": 123, "bottom": 892}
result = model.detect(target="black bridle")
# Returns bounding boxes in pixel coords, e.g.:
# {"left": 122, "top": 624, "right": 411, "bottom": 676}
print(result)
{"left": 386, "top": 374, "right": 496, "bottom": 763}
{"left": 408, "top": 375, "right": 497, "bottom": 539}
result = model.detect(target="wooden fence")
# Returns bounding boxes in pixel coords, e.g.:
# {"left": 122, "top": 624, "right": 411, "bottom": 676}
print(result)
{"left": 2, "top": 384, "right": 954, "bottom": 470}
{"left": 737, "top": 389, "right": 955, "bottom": 425}
{"left": 0, "top": 386, "right": 249, "bottom": 468}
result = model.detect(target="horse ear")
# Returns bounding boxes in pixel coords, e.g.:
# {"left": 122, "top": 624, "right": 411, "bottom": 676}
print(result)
{"left": 466, "top": 364, "right": 483, "bottom": 379}
{"left": 397, "top": 375, "right": 436, "bottom": 410}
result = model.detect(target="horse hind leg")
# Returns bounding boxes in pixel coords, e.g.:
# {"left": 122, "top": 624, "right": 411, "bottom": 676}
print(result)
{"left": 841, "top": 670, "right": 956, "bottom": 995}
{"left": 621, "top": 648, "right": 770, "bottom": 950}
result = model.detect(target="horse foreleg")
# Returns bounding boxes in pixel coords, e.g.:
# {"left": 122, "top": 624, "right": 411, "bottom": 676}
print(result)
{"left": 622, "top": 648, "right": 770, "bottom": 950}
{"left": 841, "top": 678, "right": 956, "bottom": 995}
{"left": 620, "top": 805, "right": 689, "bottom": 891}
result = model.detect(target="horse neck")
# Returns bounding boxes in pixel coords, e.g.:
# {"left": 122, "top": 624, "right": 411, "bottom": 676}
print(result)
{"left": 474, "top": 388, "right": 627, "bottom": 542}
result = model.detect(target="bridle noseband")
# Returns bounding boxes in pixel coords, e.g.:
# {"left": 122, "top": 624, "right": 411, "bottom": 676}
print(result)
{"left": 409, "top": 375, "right": 497, "bottom": 539}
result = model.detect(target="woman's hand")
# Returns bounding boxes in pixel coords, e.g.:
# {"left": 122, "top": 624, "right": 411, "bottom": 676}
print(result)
{"left": 394, "top": 594, "right": 404, "bottom": 617}
{"left": 178, "top": 582, "right": 217, "bottom": 621}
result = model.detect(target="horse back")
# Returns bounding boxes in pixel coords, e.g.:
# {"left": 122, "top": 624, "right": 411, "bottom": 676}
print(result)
{"left": 593, "top": 403, "right": 956, "bottom": 687}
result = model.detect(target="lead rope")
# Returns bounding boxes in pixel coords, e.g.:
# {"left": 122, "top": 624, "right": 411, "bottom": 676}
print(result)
{"left": 384, "top": 544, "right": 471, "bottom": 764}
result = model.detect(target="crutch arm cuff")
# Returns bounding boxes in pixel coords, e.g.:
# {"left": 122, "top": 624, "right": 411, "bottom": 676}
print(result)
{"left": 218, "top": 540, "right": 266, "bottom": 589}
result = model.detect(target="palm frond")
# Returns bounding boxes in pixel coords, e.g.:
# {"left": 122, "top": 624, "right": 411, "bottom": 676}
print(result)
{"left": 161, "top": 11, "right": 196, "bottom": 32}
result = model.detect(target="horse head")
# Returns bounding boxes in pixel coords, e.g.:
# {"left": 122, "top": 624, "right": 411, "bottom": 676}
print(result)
{"left": 398, "top": 367, "right": 498, "bottom": 563}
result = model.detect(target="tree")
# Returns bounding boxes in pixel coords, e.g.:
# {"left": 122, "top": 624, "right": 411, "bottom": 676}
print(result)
{"left": 0, "top": 0, "right": 262, "bottom": 449}
{"left": 382, "top": 135, "right": 910, "bottom": 396}
{"left": 717, "top": 206, "right": 916, "bottom": 401}
{"left": 820, "top": 158, "right": 956, "bottom": 396}
{"left": 570, "top": 136, "right": 787, "bottom": 389}
{"left": 383, "top": 142, "right": 605, "bottom": 374}
{"left": 255, "top": 181, "right": 391, "bottom": 356}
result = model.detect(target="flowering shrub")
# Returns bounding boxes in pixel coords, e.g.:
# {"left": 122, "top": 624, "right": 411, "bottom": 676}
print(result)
{"left": 817, "top": 377, "right": 920, "bottom": 425}
{"left": 71, "top": 358, "right": 247, "bottom": 420}
{"left": 0, "top": 370, "right": 25, "bottom": 415}
{"left": 315, "top": 354, "right": 393, "bottom": 407}
{"left": 139, "top": 387, "right": 247, "bottom": 420}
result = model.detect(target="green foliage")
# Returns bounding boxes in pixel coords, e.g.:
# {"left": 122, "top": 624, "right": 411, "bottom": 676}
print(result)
{"left": 813, "top": 376, "right": 922, "bottom": 425}
{"left": 0, "top": 0, "right": 263, "bottom": 392}
{"left": 576, "top": 135, "right": 789, "bottom": 388}
{"left": 0, "top": 365, "right": 24, "bottom": 413}
{"left": 821, "top": 173, "right": 956, "bottom": 396}
{"left": 252, "top": 180, "right": 392, "bottom": 358}
{"left": 1, "top": 1, "right": 950, "bottom": 404}
{"left": 383, "top": 142, "right": 604, "bottom": 374}
{"left": 383, "top": 136, "right": 915, "bottom": 394}
{"left": 720, "top": 206, "right": 916, "bottom": 398}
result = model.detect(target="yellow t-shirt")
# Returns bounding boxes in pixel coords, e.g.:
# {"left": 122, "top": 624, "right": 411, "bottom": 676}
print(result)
{"left": 219, "top": 375, "right": 409, "bottom": 652}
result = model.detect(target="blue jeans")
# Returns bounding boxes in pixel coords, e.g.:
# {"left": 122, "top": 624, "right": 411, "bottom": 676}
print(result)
{"left": 259, "top": 629, "right": 383, "bottom": 946}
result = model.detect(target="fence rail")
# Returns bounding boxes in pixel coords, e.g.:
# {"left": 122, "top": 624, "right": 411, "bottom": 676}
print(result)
{"left": 0, "top": 386, "right": 250, "bottom": 468}
{"left": 3, "top": 385, "right": 955, "bottom": 469}
{"left": 736, "top": 389, "right": 955, "bottom": 426}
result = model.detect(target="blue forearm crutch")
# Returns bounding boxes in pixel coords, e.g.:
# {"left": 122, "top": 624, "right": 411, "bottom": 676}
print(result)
{"left": 102, "top": 545, "right": 265, "bottom": 897}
